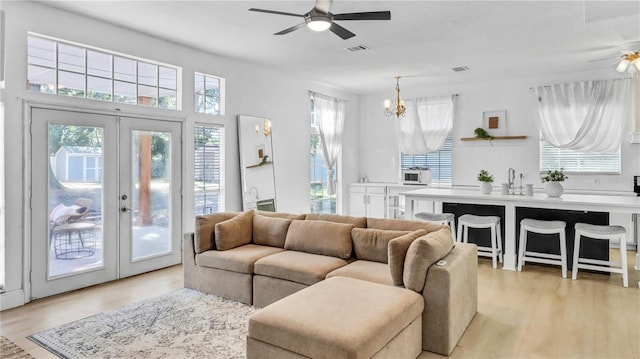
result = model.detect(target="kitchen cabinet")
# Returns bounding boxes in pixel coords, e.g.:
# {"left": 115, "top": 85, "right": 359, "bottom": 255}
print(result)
{"left": 349, "top": 184, "right": 386, "bottom": 218}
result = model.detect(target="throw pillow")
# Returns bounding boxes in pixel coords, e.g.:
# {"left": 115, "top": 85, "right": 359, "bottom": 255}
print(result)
{"left": 213, "top": 211, "right": 254, "bottom": 251}
{"left": 387, "top": 229, "right": 428, "bottom": 286}
{"left": 351, "top": 228, "right": 410, "bottom": 263}
{"left": 253, "top": 214, "right": 292, "bottom": 248}
{"left": 284, "top": 220, "right": 354, "bottom": 259}
{"left": 305, "top": 213, "right": 367, "bottom": 228}
{"left": 403, "top": 228, "right": 454, "bottom": 292}
{"left": 256, "top": 210, "right": 307, "bottom": 220}
{"left": 195, "top": 212, "right": 239, "bottom": 253}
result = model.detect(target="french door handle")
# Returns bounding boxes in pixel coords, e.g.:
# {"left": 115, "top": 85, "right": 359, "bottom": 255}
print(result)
{"left": 121, "top": 206, "right": 131, "bottom": 213}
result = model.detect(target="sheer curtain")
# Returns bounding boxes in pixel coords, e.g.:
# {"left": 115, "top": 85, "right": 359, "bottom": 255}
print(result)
{"left": 310, "top": 91, "right": 347, "bottom": 195}
{"left": 396, "top": 95, "right": 455, "bottom": 155}
{"left": 532, "top": 78, "right": 631, "bottom": 153}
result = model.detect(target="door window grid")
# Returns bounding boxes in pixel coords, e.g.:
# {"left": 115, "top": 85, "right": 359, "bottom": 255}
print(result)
{"left": 27, "top": 33, "right": 180, "bottom": 110}
{"left": 400, "top": 137, "right": 453, "bottom": 184}
{"left": 194, "top": 124, "right": 225, "bottom": 215}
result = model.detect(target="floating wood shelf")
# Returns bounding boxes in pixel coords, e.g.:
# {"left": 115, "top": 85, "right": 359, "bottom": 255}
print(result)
{"left": 460, "top": 135, "right": 527, "bottom": 141}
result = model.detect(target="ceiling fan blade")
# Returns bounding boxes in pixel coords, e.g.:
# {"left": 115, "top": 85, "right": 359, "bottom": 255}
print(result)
{"left": 333, "top": 11, "right": 391, "bottom": 21}
{"left": 274, "top": 22, "right": 307, "bottom": 35}
{"left": 315, "top": 0, "right": 333, "bottom": 14}
{"left": 329, "top": 22, "right": 356, "bottom": 40}
{"left": 249, "top": 8, "right": 305, "bottom": 18}
{"left": 586, "top": 55, "right": 620, "bottom": 63}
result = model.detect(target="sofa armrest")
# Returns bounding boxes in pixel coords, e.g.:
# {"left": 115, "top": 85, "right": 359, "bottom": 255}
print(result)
{"left": 421, "top": 242, "right": 478, "bottom": 355}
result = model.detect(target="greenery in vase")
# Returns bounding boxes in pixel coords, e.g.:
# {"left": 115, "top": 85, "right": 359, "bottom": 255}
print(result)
{"left": 541, "top": 168, "right": 568, "bottom": 182}
{"left": 477, "top": 169, "right": 494, "bottom": 183}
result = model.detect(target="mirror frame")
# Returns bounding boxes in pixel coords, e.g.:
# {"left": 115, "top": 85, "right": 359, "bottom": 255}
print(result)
{"left": 237, "top": 115, "right": 277, "bottom": 212}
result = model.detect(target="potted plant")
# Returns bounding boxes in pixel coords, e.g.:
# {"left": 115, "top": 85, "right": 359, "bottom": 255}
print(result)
{"left": 477, "top": 169, "right": 494, "bottom": 194}
{"left": 541, "top": 168, "right": 568, "bottom": 197}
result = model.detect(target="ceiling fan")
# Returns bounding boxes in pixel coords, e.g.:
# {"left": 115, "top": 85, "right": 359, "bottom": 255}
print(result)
{"left": 587, "top": 42, "right": 640, "bottom": 73}
{"left": 248, "top": 0, "right": 391, "bottom": 40}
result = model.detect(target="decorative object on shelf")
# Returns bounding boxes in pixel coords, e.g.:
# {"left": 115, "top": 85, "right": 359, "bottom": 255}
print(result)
{"left": 482, "top": 110, "right": 506, "bottom": 136}
{"left": 474, "top": 127, "right": 493, "bottom": 140}
{"left": 541, "top": 168, "right": 568, "bottom": 197}
{"left": 384, "top": 76, "right": 406, "bottom": 118}
{"left": 477, "top": 169, "right": 494, "bottom": 194}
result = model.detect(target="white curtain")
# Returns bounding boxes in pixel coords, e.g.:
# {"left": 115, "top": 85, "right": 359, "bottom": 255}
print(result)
{"left": 532, "top": 78, "right": 631, "bottom": 153}
{"left": 310, "top": 91, "right": 347, "bottom": 195}
{"left": 396, "top": 95, "right": 455, "bottom": 155}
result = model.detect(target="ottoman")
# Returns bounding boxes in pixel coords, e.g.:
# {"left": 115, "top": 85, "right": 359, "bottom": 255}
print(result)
{"left": 247, "top": 276, "right": 424, "bottom": 359}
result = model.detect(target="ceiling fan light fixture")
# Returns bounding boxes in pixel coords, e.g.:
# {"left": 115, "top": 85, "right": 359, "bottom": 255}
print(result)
{"left": 307, "top": 19, "right": 331, "bottom": 31}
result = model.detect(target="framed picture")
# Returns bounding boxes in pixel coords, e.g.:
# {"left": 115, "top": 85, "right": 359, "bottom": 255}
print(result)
{"left": 482, "top": 110, "right": 506, "bottom": 136}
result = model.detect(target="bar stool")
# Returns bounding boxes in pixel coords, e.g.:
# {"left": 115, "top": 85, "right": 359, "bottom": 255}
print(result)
{"left": 457, "top": 214, "right": 502, "bottom": 268}
{"left": 517, "top": 219, "right": 567, "bottom": 278}
{"left": 572, "top": 223, "right": 628, "bottom": 287}
{"left": 415, "top": 212, "right": 456, "bottom": 241}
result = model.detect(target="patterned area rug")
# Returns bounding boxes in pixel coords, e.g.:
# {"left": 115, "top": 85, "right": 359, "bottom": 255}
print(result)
{"left": 28, "top": 288, "right": 258, "bottom": 359}
{"left": 1, "top": 336, "right": 34, "bottom": 359}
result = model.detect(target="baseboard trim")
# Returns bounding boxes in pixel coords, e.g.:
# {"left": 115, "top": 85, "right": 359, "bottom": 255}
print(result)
{"left": 1, "top": 289, "right": 26, "bottom": 310}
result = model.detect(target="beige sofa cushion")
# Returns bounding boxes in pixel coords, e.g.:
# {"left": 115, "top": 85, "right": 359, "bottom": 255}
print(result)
{"left": 253, "top": 214, "right": 292, "bottom": 248}
{"left": 195, "top": 244, "right": 284, "bottom": 273}
{"left": 351, "top": 228, "right": 410, "bottom": 263}
{"left": 388, "top": 229, "right": 428, "bottom": 286}
{"left": 248, "top": 276, "right": 423, "bottom": 359}
{"left": 403, "top": 228, "right": 454, "bottom": 292}
{"left": 326, "top": 260, "right": 393, "bottom": 286}
{"left": 215, "top": 210, "right": 254, "bottom": 251}
{"left": 305, "top": 213, "right": 367, "bottom": 228}
{"left": 254, "top": 250, "right": 349, "bottom": 286}
{"left": 284, "top": 220, "right": 354, "bottom": 259}
{"left": 256, "top": 211, "right": 307, "bottom": 220}
{"left": 367, "top": 217, "right": 448, "bottom": 232}
{"left": 195, "top": 212, "right": 239, "bottom": 253}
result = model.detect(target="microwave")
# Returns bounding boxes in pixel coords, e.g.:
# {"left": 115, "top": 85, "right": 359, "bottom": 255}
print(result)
{"left": 402, "top": 169, "right": 432, "bottom": 185}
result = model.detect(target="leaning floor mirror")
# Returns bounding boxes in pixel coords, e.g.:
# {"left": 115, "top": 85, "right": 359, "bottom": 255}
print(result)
{"left": 238, "top": 115, "right": 277, "bottom": 211}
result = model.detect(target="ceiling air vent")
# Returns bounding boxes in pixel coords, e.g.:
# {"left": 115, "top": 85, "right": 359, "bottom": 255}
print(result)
{"left": 451, "top": 66, "right": 470, "bottom": 72}
{"left": 345, "top": 44, "right": 370, "bottom": 52}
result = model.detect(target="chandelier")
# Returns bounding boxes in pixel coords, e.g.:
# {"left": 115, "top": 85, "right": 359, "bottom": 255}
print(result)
{"left": 255, "top": 118, "right": 272, "bottom": 137}
{"left": 384, "top": 76, "right": 406, "bottom": 118}
{"left": 616, "top": 51, "right": 640, "bottom": 73}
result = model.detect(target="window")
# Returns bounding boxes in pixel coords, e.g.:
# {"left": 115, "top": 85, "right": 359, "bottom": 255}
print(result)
{"left": 27, "top": 33, "right": 180, "bottom": 110}
{"left": 194, "top": 73, "right": 225, "bottom": 115}
{"left": 539, "top": 138, "right": 621, "bottom": 174}
{"left": 400, "top": 137, "right": 453, "bottom": 184}
{"left": 310, "top": 99, "right": 336, "bottom": 214}
{"left": 194, "top": 124, "right": 225, "bottom": 215}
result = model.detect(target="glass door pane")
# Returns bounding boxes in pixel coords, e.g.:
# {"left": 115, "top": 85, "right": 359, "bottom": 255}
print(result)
{"left": 130, "top": 130, "right": 172, "bottom": 260}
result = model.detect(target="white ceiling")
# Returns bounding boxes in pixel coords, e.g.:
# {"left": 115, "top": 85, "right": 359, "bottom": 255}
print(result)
{"left": 39, "top": 0, "right": 640, "bottom": 94}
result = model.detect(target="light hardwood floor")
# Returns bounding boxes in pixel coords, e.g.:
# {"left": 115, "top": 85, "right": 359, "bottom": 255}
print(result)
{"left": 2, "top": 251, "right": 638, "bottom": 359}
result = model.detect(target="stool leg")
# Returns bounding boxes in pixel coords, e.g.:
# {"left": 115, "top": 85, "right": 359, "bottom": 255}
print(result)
{"left": 457, "top": 223, "right": 463, "bottom": 243}
{"left": 496, "top": 223, "right": 503, "bottom": 263}
{"left": 518, "top": 226, "right": 526, "bottom": 272}
{"left": 619, "top": 235, "right": 628, "bottom": 288}
{"left": 559, "top": 231, "right": 567, "bottom": 279}
{"left": 572, "top": 231, "right": 581, "bottom": 280}
{"left": 490, "top": 225, "right": 498, "bottom": 269}
{"left": 449, "top": 220, "right": 457, "bottom": 243}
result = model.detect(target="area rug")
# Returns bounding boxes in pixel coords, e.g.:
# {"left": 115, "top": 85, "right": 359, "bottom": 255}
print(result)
{"left": 1, "top": 336, "right": 34, "bottom": 359}
{"left": 28, "top": 288, "right": 258, "bottom": 359}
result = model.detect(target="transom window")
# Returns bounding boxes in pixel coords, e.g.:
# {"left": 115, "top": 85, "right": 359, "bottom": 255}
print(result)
{"left": 400, "top": 137, "right": 453, "bottom": 184}
{"left": 27, "top": 33, "right": 181, "bottom": 110}
{"left": 194, "top": 72, "right": 225, "bottom": 115}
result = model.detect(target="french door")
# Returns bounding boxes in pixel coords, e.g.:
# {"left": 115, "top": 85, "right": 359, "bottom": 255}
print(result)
{"left": 30, "top": 108, "right": 182, "bottom": 299}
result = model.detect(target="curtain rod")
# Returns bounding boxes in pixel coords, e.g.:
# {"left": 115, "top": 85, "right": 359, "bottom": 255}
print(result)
{"left": 529, "top": 77, "right": 632, "bottom": 90}
{"left": 308, "top": 90, "right": 349, "bottom": 103}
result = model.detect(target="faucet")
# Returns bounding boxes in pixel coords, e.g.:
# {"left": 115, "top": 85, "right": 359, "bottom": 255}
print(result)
{"left": 508, "top": 168, "right": 516, "bottom": 195}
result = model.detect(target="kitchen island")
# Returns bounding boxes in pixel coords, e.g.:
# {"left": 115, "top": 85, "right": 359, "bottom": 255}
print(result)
{"left": 401, "top": 187, "right": 640, "bottom": 273}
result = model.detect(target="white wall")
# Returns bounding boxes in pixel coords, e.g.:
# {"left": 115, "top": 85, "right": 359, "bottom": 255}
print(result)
{"left": 359, "top": 71, "right": 640, "bottom": 193}
{"left": 1, "top": 1, "right": 360, "bottom": 307}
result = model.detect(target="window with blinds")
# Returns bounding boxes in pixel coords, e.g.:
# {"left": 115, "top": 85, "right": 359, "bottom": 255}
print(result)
{"left": 400, "top": 137, "right": 453, "bottom": 184}
{"left": 194, "top": 124, "right": 224, "bottom": 215}
{"left": 539, "top": 138, "right": 621, "bottom": 174}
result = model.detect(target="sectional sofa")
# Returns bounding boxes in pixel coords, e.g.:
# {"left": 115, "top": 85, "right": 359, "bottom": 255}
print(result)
{"left": 183, "top": 210, "right": 478, "bottom": 356}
